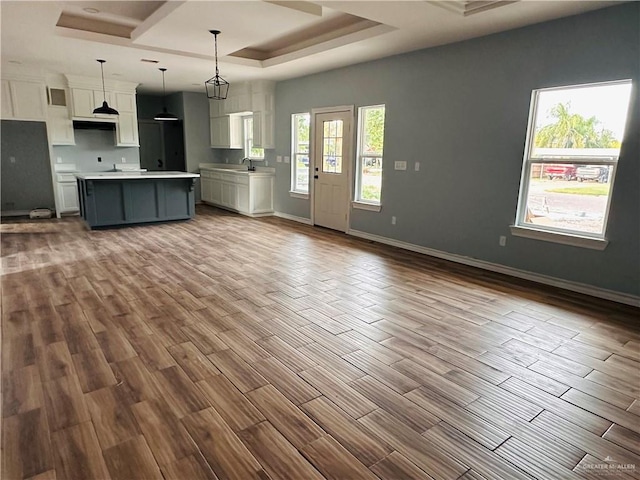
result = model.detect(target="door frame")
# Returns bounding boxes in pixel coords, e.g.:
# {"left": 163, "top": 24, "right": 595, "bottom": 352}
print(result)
{"left": 309, "top": 105, "right": 355, "bottom": 231}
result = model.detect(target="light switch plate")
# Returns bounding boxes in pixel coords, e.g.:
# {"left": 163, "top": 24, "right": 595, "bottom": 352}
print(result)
{"left": 284, "top": 156, "right": 290, "bottom": 164}
{"left": 394, "top": 161, "right": 407, "bottom": 170}
{"left": 415, "top": 162, "right": 420, "bottom": 171}
{"left": 276, "top": 155, "right": 282, "bottom": 163}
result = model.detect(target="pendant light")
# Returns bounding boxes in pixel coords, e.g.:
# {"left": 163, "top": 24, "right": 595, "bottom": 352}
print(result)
{"left": 154, "top": 68, "right": 178, "bottom": 121}
{"left": 204, "top": 30, "right": 230, "bottom": 100}
{"left": 92, "top": 59, "right": 119, "bottom": 116}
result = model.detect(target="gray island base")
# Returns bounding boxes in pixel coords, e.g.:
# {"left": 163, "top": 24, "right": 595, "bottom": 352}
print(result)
{"left": 75, "top": 171, "right": 200, "bottom": 229}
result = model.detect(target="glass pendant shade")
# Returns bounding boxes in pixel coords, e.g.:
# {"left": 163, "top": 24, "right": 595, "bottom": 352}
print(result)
{"left": 205, "top": 30, "right": 229, "bottom": 100}
{"left": 155, "top": 68, "right": 179, "bottom": 121}
{"left": 93, "top": 59, "right": 119, "bottom": 116}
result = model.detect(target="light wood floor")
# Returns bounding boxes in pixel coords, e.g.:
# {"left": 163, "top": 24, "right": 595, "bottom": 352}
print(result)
{"left": 2, "top": 205, "right": 640, "bottom": 480}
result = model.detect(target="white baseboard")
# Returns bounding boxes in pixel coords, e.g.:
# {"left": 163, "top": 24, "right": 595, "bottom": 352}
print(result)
{"left": 348, "top": 229, "right": 640, "bottom": 308}
{"left": 274, "top": 211, "right": 313, "bottom": 225}
{"left": 1, "top": 210, "right": 31, "bottom": 217}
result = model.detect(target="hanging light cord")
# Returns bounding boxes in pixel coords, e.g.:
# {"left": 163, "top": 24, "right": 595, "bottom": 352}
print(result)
{"left": 213, "top": 31, "right": 220, "bottom": 80}
{"left": 99, "top": 60, "right": 106, "bottom": 101}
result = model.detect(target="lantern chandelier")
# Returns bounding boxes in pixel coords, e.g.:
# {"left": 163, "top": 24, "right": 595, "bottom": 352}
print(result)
{"left": 204, "top": 29, "right": 230, "bottom": 100}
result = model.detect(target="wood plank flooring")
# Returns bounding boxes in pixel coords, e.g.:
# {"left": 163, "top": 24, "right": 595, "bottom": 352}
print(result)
{"left": 2, "top": 205, "right": 640, "bottom": 480}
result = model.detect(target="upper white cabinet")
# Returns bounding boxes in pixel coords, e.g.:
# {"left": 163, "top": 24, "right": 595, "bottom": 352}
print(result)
{"left": 1, "top": 78, "right": 47, "bottom": 121}
{"left": 209, "top": 80, "right": 275, "bottom": 150}
{"left": 66, "top": 75, "right": 139, "bottom": 146}
{"left": 48, "top": 106, "right": 75, "bottom": 145}
{"left": 223, "top": 82, "right": 252, "bottom": 115}
{"left": 210, "top": 115, "right": 242, "bottom": 149}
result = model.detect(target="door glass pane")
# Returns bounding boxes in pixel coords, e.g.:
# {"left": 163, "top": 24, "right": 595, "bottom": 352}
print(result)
{"left": 322, "top": 120, "right": 343, "bottom": 174}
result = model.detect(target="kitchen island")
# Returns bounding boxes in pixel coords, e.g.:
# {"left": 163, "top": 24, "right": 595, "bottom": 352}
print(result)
{"left": 75, "top": 171, "right": 199, "bottom": 229}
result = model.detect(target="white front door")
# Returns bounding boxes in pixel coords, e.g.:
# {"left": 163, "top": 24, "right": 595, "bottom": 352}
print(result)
{"left": 312, "top": 109, "right": 352, "bottom": 232}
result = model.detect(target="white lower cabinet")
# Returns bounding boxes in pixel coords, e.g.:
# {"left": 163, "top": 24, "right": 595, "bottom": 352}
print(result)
{"left": 200, "top": 169, "right": 273, "bottom": 216}
{"left": 57, "top": 181, "right": 79, "bottom": 214}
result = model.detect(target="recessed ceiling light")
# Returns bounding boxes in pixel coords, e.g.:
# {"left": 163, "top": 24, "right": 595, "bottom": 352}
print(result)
{"left": 141, "top": 58, "right": 159, "bottom": 64}
{"left": 83, "top": 7, "right": 99, "bottom": 14}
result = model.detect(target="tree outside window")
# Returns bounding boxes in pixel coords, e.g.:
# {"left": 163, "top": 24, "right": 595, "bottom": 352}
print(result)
{"left": 516, "top": 80, "right": 632, "bottom": 239}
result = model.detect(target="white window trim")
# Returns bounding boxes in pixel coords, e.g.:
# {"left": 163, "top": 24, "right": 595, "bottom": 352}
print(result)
{"left": 510, "top": 225, "right": 608, "bottom": 250}
{"left": 352, "top": 201, "right": 381, "bottom": 212}
{"left": 355, "top": 105, "right": 385, "bottom": 206}
{"left": 291, "top": 112, "right": 310, "bottom": 195}
{"left": 289, "top": 191, "right": 309, "bottom": 199}
{"left": 513, "top": 80, "right": 631, "bottom": 248}
{"left": 243, "top": 115, "right": 264, "bottom": 160}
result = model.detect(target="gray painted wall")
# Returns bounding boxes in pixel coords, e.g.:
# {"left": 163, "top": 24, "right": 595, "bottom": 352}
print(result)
{"left": 1, "top": 120, "right": 55, "bottom": 212}
{"left": 181, "top": 92, "right": 215, "bottom": 199}
{"left": 273, "top": 4, "right": 640, "bottom": 297}
{"left": 52, "top": 129, "right": 140, "bottom": 171}
{"left": 137, "top": 94, "right": 165, "bottom": 120}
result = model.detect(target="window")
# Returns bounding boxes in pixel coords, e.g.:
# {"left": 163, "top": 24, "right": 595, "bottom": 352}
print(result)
{"left": 514, "top": 81, "right": 632, "bottom": 245}
{"left": 291, "top": 112, "right": 310, "bottom": 193}
{"left": 243, "top": 116, "right": 264, "bottom": 159}
{"left": 355, "top": 105, "right": 385, "bottom": 205}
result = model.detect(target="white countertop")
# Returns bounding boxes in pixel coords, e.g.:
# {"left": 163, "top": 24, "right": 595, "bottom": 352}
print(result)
{"left": 75, "top": 171, "right": 199, "bottom": 180}
{"left": 199, "top": 163, "right": 275, "bottom": 176}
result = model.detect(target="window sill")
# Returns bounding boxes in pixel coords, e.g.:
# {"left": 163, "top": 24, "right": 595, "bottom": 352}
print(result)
{"left": 289, "top": 191, "right": 309, "bottom": 199}
{"left": 352, "top": 201, "right": 381, "bottom": 212}
{"left": 510, "top": 225, "right": 608, "bottom": 250}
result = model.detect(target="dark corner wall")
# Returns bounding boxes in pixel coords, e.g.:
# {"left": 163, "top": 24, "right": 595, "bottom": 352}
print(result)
{"left": 272, "top": 3, "right": 640, "bottom": 298}
{"left": 1, "top": 120, "right": 55, "bottom": 213}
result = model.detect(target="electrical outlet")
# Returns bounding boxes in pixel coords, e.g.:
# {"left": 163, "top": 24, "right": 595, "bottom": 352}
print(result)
{"left": 276, "top": 155, "right": 282, "bottom": 163}
{"left": 97, "top": 156, "right": 102, "bottom": 162}
{"left": 499, "top": 235, "right": 507, "bottom": 247}
{"left": 391, "top": 216, "right": 397, "bottom": 225}
{"left": 415, "top": 162, "right": 420, "bottom": 171}
{"left": 9, "top": 156, "right": 16, "bottom": 164}
{"left": 56, "top": 156, "right": 63, "bottom": 163}
{"left": 121, "top": 157, "right": 126, "bottom": 163}
{"left": 394, "top": 161, "right": 407, "bottom": 170}
{"left": 284, "top": 156, "right": 290, "bottom": 164}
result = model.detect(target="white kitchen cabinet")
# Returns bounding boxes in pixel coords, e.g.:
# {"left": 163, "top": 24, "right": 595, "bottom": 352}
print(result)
{"left": 223, "top": 82, "right": 251, "bottom": 114}
{"left": 252, "top": 110, "right": 275, "bottom": 149}
{"left": 58, "top": 182, "right": 79, "bottom": 213}
{"left": 114, "top": 92, "right": 135, "bottom": 112}
{"left": 250, "top": 81, "right": 275, "bottom": 149}
{"left": 116, "top": 111, "right": 139, "bottom": 146}
{"left": 55, "top": 173, "right": 79, "bottom": 214}
{"left": 1, "top": 79, "right": 47, "bottom": 120}
{"left": 68, "top": 81, "right": 138, "bottom": 146}
{"left": 48, "top": 106, "right": 75, "bottom": 145}
{"left": 210, "top": 115, "right": 242, "bottom": 149}
{"left": 200, "top": 168, "right": 274, "bottom": 216}
{"left": 72, "top": 88, "right": 111, "bottom": 118}
{"left": 201, "top": 176, "right": 212, "bottom": 203}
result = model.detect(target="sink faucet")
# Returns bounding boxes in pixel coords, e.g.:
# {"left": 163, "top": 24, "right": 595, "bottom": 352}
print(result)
{"left": 242, "top": 157, "right": 255, "bottom": 171}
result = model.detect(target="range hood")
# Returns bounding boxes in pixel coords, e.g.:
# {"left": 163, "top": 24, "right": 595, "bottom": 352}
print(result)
{"left": 72, "top": 119, "right": 116, "bottom": 131}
